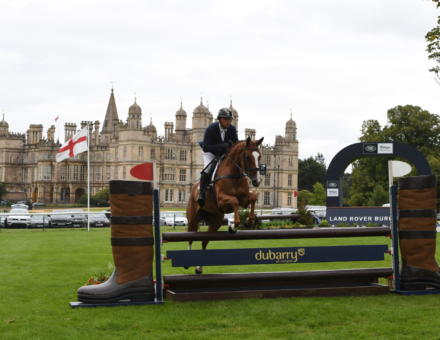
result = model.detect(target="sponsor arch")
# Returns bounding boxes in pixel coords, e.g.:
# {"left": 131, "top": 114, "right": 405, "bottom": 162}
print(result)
{"left": 326, "top": 142, "right": 431, "bottom": 207}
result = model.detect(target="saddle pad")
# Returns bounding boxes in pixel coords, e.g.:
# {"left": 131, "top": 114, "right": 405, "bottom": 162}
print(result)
{"left": 211, "top": 160, "right": 221, "bottom": 183}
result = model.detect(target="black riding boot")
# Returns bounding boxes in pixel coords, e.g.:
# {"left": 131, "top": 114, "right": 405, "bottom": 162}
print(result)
{"left": 197, "top": 172, "right": 210, "bottom": 207}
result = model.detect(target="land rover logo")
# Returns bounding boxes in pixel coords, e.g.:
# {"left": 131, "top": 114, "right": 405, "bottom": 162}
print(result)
{"left": 364, "top": 144, "right": 377, "bottom": 153}
{"left": 328, "top": 182, "right": 338, "bottom": 188}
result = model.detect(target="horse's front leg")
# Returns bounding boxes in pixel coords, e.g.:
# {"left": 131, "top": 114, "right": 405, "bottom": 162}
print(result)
{"left": 218, "top": 193, "right": 240, "bottom": 234}
{"left": 246, "top": 191, "right": 257, "bottom": 226}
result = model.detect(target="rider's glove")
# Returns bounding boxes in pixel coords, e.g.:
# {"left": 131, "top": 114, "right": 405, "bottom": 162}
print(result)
{"left": 219, "top": 143, "right": 229, "bottom": 153}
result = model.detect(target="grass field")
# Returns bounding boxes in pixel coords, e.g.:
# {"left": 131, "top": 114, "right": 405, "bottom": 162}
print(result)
{"left": 1, "top": 227, "right": 440, "bottom": 340}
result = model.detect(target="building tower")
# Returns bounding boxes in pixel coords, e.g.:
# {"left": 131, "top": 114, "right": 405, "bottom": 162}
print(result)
{"left": 229, "top": 100, "right": 239, "bottom": 133}
{"left": 27, "top": 124, "right": 44, "bottom": 144}
{"left": 0, "top": 115, "right": 9, "bottom": 137}
{"left": 145, "top": 118, "right": 157, "bottom": 139}
{"left": 127, "top": 99, "right": 142, "bottom": 129}
{"left": 285, "top": 113, "right": 297, "bottom": 142}
{"left": 64, "top": 123, "right": 77, "bottom": 142}
{"left": 191, "top": 98, "right": 211, "bottom": 143}
{"left": 101, "top": 89, "right": 119, "bottom": 142}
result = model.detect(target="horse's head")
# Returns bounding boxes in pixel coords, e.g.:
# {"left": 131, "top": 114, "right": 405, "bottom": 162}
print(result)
{"left": 240, "top": 136, "right": 264, "bottom": 187}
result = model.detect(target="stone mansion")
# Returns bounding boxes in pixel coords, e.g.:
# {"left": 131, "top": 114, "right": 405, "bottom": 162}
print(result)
{"left": 0, "top": 90, "right": 299, "bottom": 208}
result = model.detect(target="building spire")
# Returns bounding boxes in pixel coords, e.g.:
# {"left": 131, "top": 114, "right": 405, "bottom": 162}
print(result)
{"left": 102, "top": 88, "right": 119, "bottom": 134}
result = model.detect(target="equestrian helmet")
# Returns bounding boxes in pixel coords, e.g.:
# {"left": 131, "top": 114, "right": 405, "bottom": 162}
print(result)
{"left": 217, "top": 108, "right": 233, "bottom": 120}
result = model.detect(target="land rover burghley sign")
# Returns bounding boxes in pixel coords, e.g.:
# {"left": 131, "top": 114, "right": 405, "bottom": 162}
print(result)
{"left": 326, "top": 207, "right": 390, "bottom": 225}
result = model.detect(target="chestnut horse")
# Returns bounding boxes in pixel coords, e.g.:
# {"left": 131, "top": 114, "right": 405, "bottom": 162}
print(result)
{"left": 186, "top": 136, "right": 264, "bottom": 273}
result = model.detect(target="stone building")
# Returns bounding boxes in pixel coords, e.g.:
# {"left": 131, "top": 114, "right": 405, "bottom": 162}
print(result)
{"left": 0, "top": 90, "right": 299, "bottom": 208}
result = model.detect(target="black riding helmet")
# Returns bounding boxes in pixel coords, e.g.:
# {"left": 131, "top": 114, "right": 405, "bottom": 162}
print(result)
{"left": 217, "top": 108, "right": 233, "bottom": 120}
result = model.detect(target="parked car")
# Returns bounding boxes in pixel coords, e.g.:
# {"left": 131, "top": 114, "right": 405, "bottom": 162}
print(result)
{"left": 164, "top": 212, "right": 187, "bottom": 226}
{"left": 0, "top": 215, "right": 6, "bottom": 227}
{"left": 89, "top": 213, "right": 110, "bottom": 227}
{"left": 32, "top": 202, "right": 45, "bottom": 208}
{"left": 271, "top": 207, "right": 297, "bottom": 215}
{"left": 30, "top": 214, "right": 51, "bottom": 228}
{"left": 159, "top": 214, "right": 167, "bottom": 226}
{"left": 11, "top": 203, "right": 29, "bottom": 210}
{"left": 49, "top": 213, "right": 73, "bottom": 228}
{"left": 6, "top": 208, "right": 31, "bottom": 228}
{"left": 72, "top": 213, "right": 87, "bottom": 227}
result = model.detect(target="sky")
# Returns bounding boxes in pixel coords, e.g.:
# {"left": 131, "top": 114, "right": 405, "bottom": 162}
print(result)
{"left": 1, "top": 0, "right": 439, "bottom": 165}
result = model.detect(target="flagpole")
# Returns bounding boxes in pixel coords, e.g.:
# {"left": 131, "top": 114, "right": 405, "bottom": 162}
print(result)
{"left": 87, "top": 124, "right": 90, "bottom": 232}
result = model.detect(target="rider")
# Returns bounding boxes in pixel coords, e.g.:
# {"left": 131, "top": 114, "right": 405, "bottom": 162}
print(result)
{"left": 197, "top": 108, "right": 239, "bottom": 206}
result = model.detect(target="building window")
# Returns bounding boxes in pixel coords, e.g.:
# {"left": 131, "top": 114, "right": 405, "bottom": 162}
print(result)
{"left": 73, "top": 165, "right": 80, "bottom": 180}
{"left": 180, "top": 150, "right": 187, "bottom": 161}
{"left": 123, "top": 146, "right": 127, "bottom": 159}
{"left": 164, "top": 168, "right": 175, "bottom": 181}
{"left": 96, "top": 167, "right": 102, "bottom": 181}
{"left": 178, "top": 190, "right": 186, "bottom": 202}
{"left": 138, "top": 146, "right": 144, "bottom": 159}
{"left": 179, "top": 169, "right": 186, "bottom": 182}
{"left": 288, "top": 157, "right": 293, "bottom": 166}
{"left": 123, "top": 166, "right": 126, "bottom": 179}
{"left": 287, "top": 192, "right": 292, "bottom": 206}
{"left": 264, "top": 192, "right": 271, "bottom": 205}
{"left": 80, "top": 166, "right": 86, "bottom": 181}
{"left": 265, "top": 155, "right": 271, "bottom": 166}
{"left": 165, "top": 189, "right": 174, "bottom": 202}
{"left": 165, "top": 149, "right": 175, "bottom": 160}
{"left": 160, "top": 167, "right": 164, "bottom": 180}
{"left": 264, "top": 174, "right": 271, "bottom": 186}
{"left": 60, "top": 166, "right": 67, "bottom": 181}
{"left": 150, "top": 148, "right": 156, "bottom": 160}
{"left": 106, "top": 167, "right": 111, "bottom": 180}
{"left": 41, "top": 165, "right": 51, "bottom": 180}
{"left": 288, "top": 174, "right": 292, "bottom": 187}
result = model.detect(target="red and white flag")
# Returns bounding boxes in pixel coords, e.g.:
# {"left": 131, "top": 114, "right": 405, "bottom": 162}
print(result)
{"left": 56, "top": 128, "right": 88, "bottom": 162}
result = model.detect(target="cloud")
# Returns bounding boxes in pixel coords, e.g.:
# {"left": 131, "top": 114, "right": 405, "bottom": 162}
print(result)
{"left": 0, "top": 0, "right": 439, "bottom": 163}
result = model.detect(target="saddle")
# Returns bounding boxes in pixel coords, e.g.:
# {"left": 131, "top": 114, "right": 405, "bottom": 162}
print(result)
{"left": 206, "top": 156, "right": 223, "bottom": 188}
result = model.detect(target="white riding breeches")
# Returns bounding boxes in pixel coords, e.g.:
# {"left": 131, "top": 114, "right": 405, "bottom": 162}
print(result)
{"left": 203, "top": 152, "right": 216, "bottom": 168}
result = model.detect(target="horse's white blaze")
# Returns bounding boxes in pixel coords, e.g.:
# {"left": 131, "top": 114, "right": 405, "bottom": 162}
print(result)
{"left": 252, "top": 151, "right": 260, "bottom": 182}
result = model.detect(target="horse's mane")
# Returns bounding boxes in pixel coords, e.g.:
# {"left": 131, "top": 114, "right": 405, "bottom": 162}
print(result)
{"left": 227, "top": 140, "right": 247, "bottom": 159}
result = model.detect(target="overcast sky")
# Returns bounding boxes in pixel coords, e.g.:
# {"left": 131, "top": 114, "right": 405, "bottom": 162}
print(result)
{"left": 1, "top": 0, "right": 439, "bottom": 164}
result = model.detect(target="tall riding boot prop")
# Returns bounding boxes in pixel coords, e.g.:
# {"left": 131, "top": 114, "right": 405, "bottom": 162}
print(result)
{"left": 197, "top": 172, "right": 210, "bottom": 207}
{"left": 398, "top": 174, "right": 440, "bottom": 290}
{"left": 77, "top": 180, "right": 155, "bottom": 303}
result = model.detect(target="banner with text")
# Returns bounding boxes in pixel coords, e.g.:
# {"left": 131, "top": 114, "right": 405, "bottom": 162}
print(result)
{"left": 326, "top": 207, "right": 390, "bottom": 226}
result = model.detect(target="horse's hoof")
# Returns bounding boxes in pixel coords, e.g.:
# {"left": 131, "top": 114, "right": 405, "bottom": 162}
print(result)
{"left": 228, "top": 226, "right": 237, "bottom": 234}
{"left": 184, "top": 266, "right": 189, "bottom": 270}
{"left": 195, "top": 267, "right": 203, "bottom": 275}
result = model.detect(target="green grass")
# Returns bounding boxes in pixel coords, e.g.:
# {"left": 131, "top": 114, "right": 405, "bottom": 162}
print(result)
{"left": 1, "top": 227, "right": 440, "bottom": 340}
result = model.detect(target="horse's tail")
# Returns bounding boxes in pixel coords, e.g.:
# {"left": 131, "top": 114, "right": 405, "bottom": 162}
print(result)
{"left": 186, "top": 183, "right": 200, "bottom": 233}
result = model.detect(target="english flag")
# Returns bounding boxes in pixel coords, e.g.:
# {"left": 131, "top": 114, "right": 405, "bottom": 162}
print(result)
{"left": 56, "top": 128, "right": 88, "bottom": 162}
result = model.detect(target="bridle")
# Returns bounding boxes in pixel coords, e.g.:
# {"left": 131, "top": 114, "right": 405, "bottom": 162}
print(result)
{"left": 213, "top": 146, "right": 266, "bottom": 183}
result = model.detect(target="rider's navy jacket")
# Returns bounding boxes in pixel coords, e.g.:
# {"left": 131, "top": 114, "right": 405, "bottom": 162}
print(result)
{"left": 200, "top": 122, "right": 239, "bottom": 156}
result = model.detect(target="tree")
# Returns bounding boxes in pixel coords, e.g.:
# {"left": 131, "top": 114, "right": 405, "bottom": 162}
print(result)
{"left": 93, "top": 187, "right": 109, "bottom": 206}
{"left": 298, "top": 153, "right": 326, "bottom": 191}
{"left": 426, "top": 0, "right": 440, "bottom": 84}
{"left": 298, "top": 189, "right": 312, "bottom": 207}
{"left": 0, "top": 183, "right": 6, "bottom": 201}
{"left": 78, "top": 188, "right": 109, "bottom": 207}
{"left": 309, "top": 182, "right": 326, "bottom": 205}
{"left": 349, "top": 105, "right": 440, "bottom": 207}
